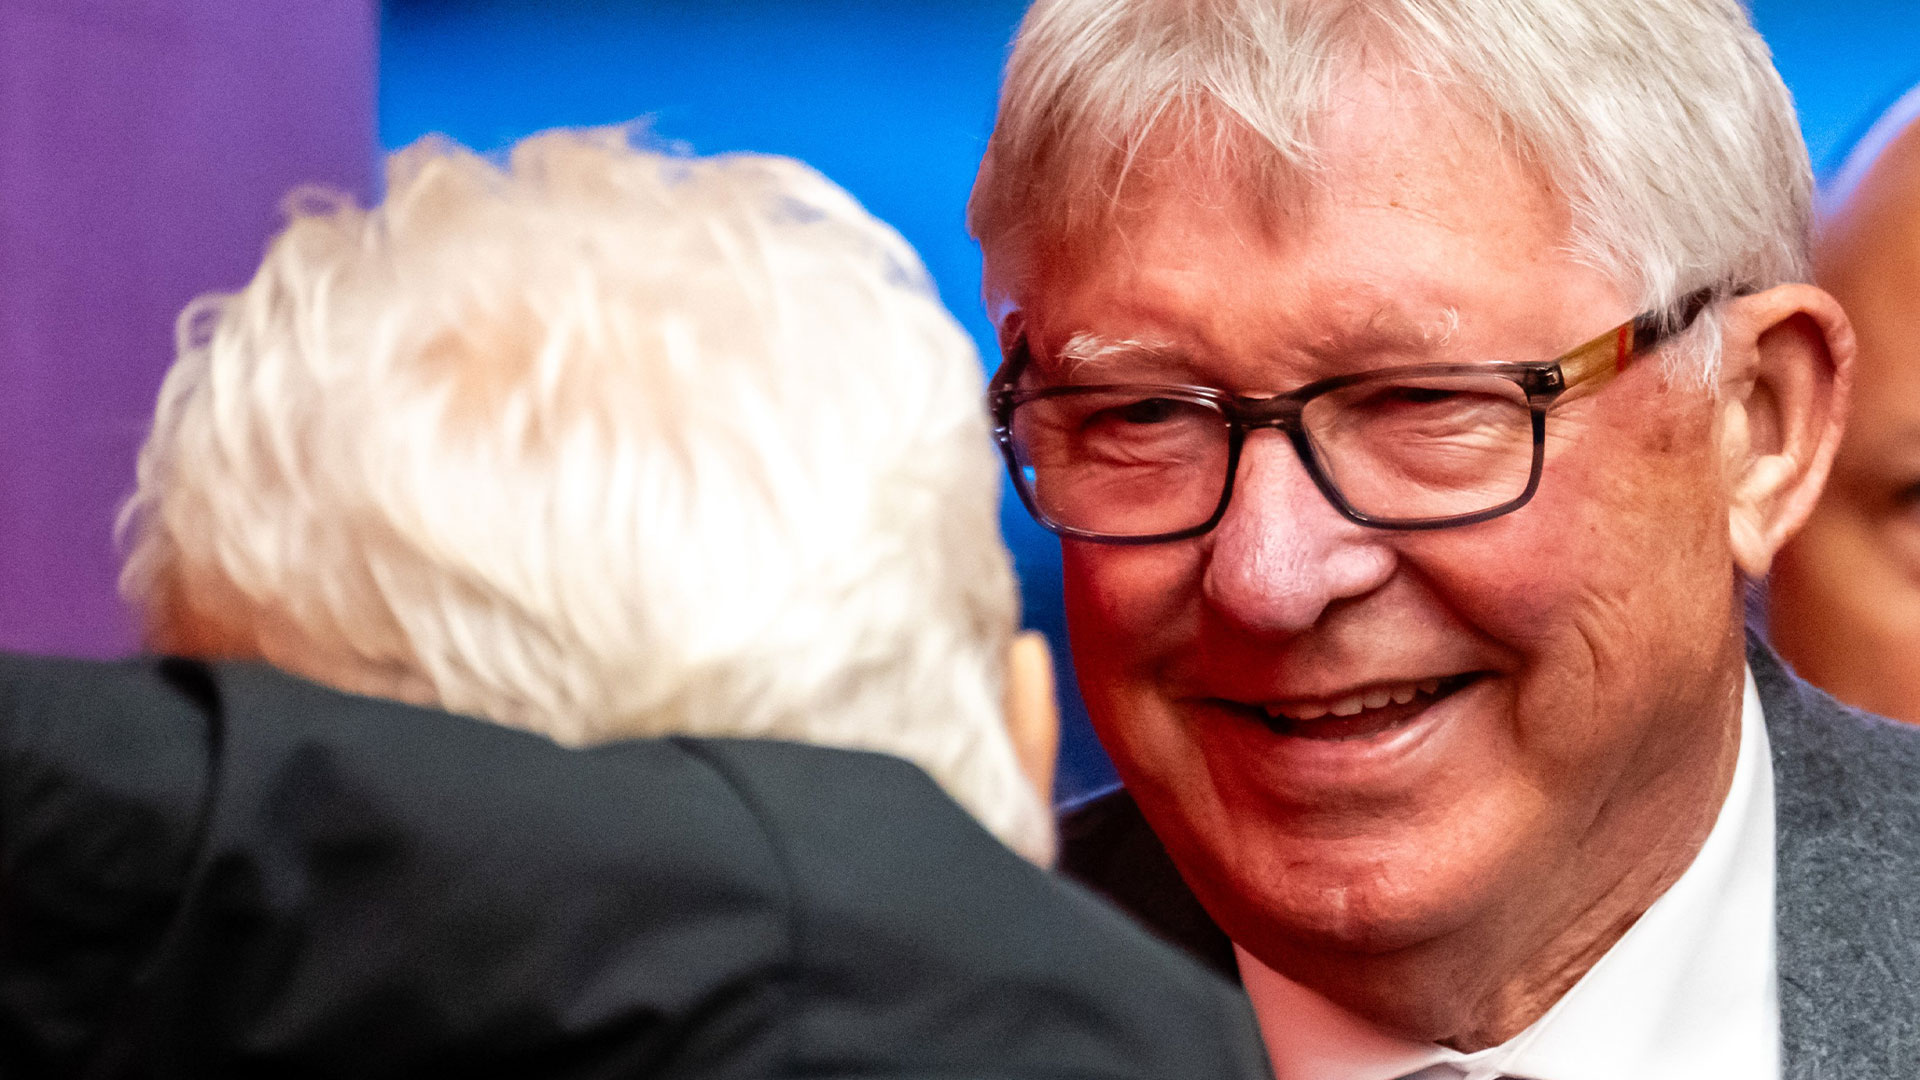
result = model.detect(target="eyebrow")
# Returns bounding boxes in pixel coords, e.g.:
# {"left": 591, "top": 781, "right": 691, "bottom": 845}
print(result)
{"left": 1297, "top": 303, "right": 1462, "bottom": 361}
{"left": 1044, "top": 332, "right": 1193, "bottom": 379}
{"left": 1036, "top": 305, "right": 1463, "bottom": 385}
{"left": 1029, "top": 332, "right": 1205, "bottom": 382}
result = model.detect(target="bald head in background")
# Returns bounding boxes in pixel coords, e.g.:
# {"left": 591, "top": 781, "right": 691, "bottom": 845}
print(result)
{"left": 1771, "top": 92, "right": 1920, "bottom": 725}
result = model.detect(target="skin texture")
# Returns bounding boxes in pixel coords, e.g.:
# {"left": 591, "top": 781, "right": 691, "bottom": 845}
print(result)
{"left": 987, "top": 78, "right": 1851, "bottom": 1049}
{"left": 1770, "top": 111, "right": 1920, "bottom": 724}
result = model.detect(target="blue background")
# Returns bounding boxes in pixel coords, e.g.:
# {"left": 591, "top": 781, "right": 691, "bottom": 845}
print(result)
{"left": 381, "top": 0, "right": 1920, "bottom": 801}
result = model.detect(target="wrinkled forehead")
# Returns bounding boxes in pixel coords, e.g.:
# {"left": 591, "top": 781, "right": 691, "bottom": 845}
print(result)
{"left": 994, "top": 87, "right": 1583, "bottom": 372}
{"left": 984, "top": 75, "right": 1567, "bottom": 321}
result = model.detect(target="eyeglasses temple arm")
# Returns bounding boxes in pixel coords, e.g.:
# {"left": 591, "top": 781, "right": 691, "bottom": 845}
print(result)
{"left": 1556, "top": 287, "right": 1718, "bottom": 393}
{"left": 988, "top": 337, "right": 1033, "bottom": 407}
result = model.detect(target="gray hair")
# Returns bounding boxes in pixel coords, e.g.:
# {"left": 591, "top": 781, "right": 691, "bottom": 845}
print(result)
{"left": 969, "top": 0, "right": 1813, "bottom": 380}
{"left": 121, "top": 127, "right": 1053, "bottom": 863}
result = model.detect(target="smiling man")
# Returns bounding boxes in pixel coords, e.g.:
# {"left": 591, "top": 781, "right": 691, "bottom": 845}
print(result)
{"left": 970, "top": 1, "right": 1920, "bottom": 1077}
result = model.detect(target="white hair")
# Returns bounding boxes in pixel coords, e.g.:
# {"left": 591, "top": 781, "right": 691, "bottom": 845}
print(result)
{"left": 970, "top": 0, "right": 1814, "bottom": 381}
{"left": 121, "top": 127, "right": 1053, "bottom": 863}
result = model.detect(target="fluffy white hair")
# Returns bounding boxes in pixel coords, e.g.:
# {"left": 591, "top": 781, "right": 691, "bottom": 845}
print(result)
{"left": 970, "top": 0, "right": 1815, "bottom": 381}
{"left": 121, "top": 127, "right": 1053, "bottom": 863}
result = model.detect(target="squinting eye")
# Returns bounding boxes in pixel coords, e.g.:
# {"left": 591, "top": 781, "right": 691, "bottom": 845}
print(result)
{"left": 1110, "top": 398, "right": 1186, "bottom": 424}
{"left": 1377, "top": 386, "right": 1461, "bottom": 405}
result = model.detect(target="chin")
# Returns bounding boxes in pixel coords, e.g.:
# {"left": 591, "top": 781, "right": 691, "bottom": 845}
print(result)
{"left": 1281, "top": 885, "right": 1480, "bottom": 957}
{"left": 1203, "top": 825, "right": 1507, "bottom": 958}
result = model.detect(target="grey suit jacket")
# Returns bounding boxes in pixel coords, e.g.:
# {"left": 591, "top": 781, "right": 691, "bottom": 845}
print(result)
{"left": 1059, "top": 639, "right": 1920, "bottom": 1078}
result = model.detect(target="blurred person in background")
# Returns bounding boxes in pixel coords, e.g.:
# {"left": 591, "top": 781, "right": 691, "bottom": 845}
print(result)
{"left": 0, "top": 127, "right": 1271, "bottom": 1079}
{"left": 122, "top": 125, "right": 1056, "bottom": 864}
{"left": 970, "top": 0, "right": 1919, "bottom": 1076}
{"left": 1770, "top": 87, "right": 1920, "bottom": 725}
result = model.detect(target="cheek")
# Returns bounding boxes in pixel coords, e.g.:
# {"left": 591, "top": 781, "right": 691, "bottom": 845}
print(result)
{"left": 1060, "top": 542, "right": 1203, "bottom": 674}
{"left": 1771, "top": 489, "right": 1920, "bottom": 720}
{"left": 1460, "top": 396, "right": 1726, "bottom": 625}
{"left": 1770, "top": 493, "right": 1876, "bottom": 622}
{"left": 1407, "top": 407, "right": 1735, "bottom": 757}
{"left": 1060, "top": 541, "right": 1219, "bottom": 780}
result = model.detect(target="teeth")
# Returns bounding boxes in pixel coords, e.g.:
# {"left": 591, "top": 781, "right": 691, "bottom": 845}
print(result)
{"left": 1260, "top": 676, "right": 1456, "bottom": 724}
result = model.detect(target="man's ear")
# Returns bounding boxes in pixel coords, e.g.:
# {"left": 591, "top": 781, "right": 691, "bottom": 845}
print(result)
{"left": 1717, "top": 284, "right": 1855, "bottom": 578}
{"left": 1003, "top": 630, "right": 1060, "bottom": 807}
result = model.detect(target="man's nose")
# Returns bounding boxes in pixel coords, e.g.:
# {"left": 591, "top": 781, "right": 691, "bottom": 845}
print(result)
{"left": 1201, "top": 431, "right": 1397, "bottom": 635}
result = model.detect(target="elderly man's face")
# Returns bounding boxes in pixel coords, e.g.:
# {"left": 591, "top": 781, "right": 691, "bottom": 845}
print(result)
{"left": 1008, "top": 87, "right": 1748, "bottom": 990}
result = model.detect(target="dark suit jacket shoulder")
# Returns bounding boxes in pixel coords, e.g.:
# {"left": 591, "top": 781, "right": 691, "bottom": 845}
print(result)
{"left": 0, "top": 653, "right": 1271, "bottom": 1080}
{"left": 1058, "top": 782, "right": 1237, "bottom": 982}
{"left": 1058, "top": 639, "right": 1920, "bottom": 1078}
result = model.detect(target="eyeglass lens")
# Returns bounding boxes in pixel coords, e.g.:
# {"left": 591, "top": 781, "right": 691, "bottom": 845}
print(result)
{"left": 1007, "top": 371, "right": 1539, "bottom": 538}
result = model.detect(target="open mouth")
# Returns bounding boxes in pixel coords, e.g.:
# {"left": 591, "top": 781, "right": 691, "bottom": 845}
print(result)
{"left": 1240, "top": 672, "right": 1485, "bottom": 741}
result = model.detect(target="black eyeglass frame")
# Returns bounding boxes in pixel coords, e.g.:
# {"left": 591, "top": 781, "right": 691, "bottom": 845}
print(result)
{"left": 987, "top": 291, "right": 1714, "bottom": 545}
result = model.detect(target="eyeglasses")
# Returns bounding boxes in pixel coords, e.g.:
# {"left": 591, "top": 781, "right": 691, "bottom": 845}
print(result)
{"left": 988, "top": 293, "right": 1711, "bottom": 544}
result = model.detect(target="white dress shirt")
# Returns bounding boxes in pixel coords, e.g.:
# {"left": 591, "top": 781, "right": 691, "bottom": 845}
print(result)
{"left": 1237, "top": 668, "right": 1779, "bottom": 1080}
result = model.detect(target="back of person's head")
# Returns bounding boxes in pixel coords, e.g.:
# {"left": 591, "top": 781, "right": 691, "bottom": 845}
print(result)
{"left": 121, "top": 127, "right": 1053, "bottom": 862}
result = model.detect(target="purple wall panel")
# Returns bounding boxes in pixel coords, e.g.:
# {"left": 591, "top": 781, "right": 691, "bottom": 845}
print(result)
{"left": 0, "top": 0, "right": 376, "bottom": 655}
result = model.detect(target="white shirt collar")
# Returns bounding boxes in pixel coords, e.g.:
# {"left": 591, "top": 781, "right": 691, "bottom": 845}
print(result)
{"left": 1237, "top": 667, "right": 1779, "bottom": 1080}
